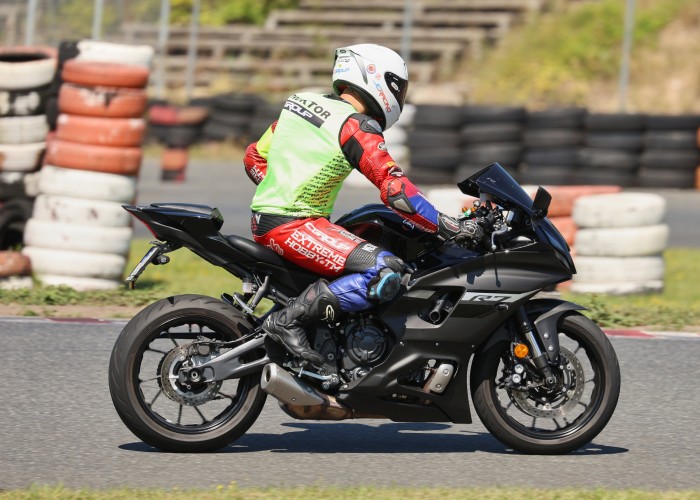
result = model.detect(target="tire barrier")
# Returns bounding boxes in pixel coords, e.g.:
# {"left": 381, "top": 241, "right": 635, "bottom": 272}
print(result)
{"left": 519, "top": 107, "right": 585, "bottom": 186}
{"left": 45, "top": 139, "right": 142, "bottom": 175}
{"left": 56, "top": 115, "right": 145, "bottom": 147}
{"left": 0, "top": 46, "right": 56, "bottom": 280}
{"left": 571, "top": 192, "right": 668, "bottom": 294}
{"left": 160, "top": 148, "right": 189, "bottom": 182}
{"left": 58, "top": 84, "right": 148, "bottom": 118}
{"left": 400, "top": 104, "right": 699, "bottom": 189}
{"left": 19, "top": 41, "right": 152, "bottom": 290}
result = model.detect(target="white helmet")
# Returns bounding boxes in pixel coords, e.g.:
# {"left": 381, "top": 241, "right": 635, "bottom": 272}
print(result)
{"left": 332, "top": 44, "right": 408, "bottom": 131}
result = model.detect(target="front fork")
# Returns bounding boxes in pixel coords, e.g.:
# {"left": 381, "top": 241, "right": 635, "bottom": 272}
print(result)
{"left": 515, "top": 308, "right": 557, "bottom": 386}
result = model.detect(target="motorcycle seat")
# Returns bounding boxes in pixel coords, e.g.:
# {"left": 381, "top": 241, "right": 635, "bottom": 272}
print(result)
{"left": 224, "top": 235, "right": 319, "bottom": 294}
{"left": 225, "top": 235, "right": 286, "bottom": 267}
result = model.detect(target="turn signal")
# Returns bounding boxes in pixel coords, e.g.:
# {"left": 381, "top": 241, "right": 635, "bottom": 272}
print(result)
{"left": 514, "top": 343, "right": 529, "bottom": 358}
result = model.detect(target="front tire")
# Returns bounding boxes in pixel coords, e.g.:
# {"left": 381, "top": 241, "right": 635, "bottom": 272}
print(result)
{"left": 109, "top": 294, "right": 267, "bottom": 452}
{"left": 471, "top": 313, "right": 620, "bottom": 454}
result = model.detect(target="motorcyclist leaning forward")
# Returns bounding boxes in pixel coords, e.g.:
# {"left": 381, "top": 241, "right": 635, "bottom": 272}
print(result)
{"left": 244, "top": 44, "right": 485, "bottom": 367}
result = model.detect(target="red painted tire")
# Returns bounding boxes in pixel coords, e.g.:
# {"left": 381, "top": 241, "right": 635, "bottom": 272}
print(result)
{"left": 0, "top": 251, "right": 32, "bottom": 277}
{"left": 149, "top": 105, "right": 209, "bottom": 125}
{"left": 45, "top": 139, "right": 142, "bottom": 175}
{"left": 549, "top": 216, "right": 577, "bottom": 246}
{"left": 58, "top": 84, "right": 147, "bottom": 118}
{"left": 546, "top": 185, "right": 623, "bottom": 218}
{"left": 56, "top": 114, "right": 145, "bottom": 147}
{"left": 161, "top": 148, "right": 189, "bottom": 170}
{"left": 61, "top": 59, "right": 149, "bottom": 88}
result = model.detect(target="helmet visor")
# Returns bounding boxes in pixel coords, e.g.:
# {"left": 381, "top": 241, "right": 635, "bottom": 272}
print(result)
{"left": 385, "top": 72, "right": 408, "bottom": 110}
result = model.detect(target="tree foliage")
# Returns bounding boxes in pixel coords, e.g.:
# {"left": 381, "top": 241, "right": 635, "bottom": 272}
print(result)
{"left": 169, "top": 0, "right": 300, "bottom": 26}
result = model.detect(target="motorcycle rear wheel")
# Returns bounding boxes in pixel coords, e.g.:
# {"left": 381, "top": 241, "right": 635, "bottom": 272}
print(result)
{"left": 109, "top": 294, "right": 267, "bottom": 452}
{"left": 471, "top": 313, "right": 620, "bottom": 454}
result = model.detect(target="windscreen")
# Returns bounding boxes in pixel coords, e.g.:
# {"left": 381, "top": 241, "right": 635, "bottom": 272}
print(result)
{"left": 456, "top": 163, "right": 536, "bottom": 215}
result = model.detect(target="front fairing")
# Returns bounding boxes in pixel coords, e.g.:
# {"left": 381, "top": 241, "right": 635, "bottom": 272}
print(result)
{"left": 457, "top": 163, "right": 537, "bottom": 216}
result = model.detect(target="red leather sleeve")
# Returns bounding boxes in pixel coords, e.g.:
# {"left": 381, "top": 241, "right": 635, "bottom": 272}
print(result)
{"left": 340, "top": 116, "right": 440, "bottom": 233}
{"left": 244, "top": 142, "right": 268, "bottom": 185}
{"left": 243, "top": 121, "right": 277, "bottom": 185}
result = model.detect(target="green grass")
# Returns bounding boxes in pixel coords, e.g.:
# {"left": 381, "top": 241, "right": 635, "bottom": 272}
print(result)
{"left": 467, "top": 0, "right": 699, "bottom": 107}
{"left": 0, "top": 241, "right": 698, "bottom": 329}
{"left": 1, "top": 486, "right": 698, "bottom": 500}
{"left": 566, "top": 248, "right": 700, "bottom": 330}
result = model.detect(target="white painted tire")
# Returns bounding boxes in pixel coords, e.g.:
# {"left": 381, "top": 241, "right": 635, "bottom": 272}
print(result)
{"left": 76, "top": 40, "right": 155, "bottom": 68}
{"left": 0, "top": 115, "right": 48, "bottom": 144}
{"left": 569, "top": 280, "right": 663, "bottom": 295}
{"left": 573, "top": 256, "right": 664, "bottom": 282}
{"left": 388, "top": 144, "right": 409, "bottom": 166}
{"left": 573, "top": 192, "right": 666, "bottom": 228}
{"left": 32, "top": 194, "right": 131, "bottom": 227}
{"left": 38, "top": 165, "right": 137, "bottom": 203}
{"left": 24, "top": 218, "right": 132, "bottom": 255}
{"left": 36, "top": 273, "right": 121, "bottom": 291}
{"left": 384, "top": 126, "right": 407, "bottom": 146}
{"left": 574, "top": 224, "right": 669, "bottom": 257}
{"left": 0, "top": 51, "right": 56, "bottom": 89}
{"left": 0, "top": 276, "right": 33, "bottom": 290}
{"left": 22, "top": 246, "right": 125, "bottom": 279}
{"left": 0, "top": 142, "right": 45, "bottom": 172}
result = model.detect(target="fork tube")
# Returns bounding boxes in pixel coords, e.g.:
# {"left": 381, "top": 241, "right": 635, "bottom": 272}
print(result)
{"left": 515, "top": 307, "right": 555, "bottom": 385}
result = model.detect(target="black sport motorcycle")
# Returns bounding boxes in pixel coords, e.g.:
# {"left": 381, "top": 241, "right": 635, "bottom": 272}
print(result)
{"left": 109, "top": 163, "right": 620, "bottom": 454}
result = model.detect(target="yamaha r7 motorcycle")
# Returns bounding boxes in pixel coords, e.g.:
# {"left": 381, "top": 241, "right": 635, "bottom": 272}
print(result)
{"left": 109, "top": 163, "right": 620, "bottom": 454}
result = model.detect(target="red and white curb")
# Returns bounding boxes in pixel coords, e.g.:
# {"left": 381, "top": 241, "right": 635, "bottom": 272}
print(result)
{"left": 604, "top": 329, "right": 700, "bottom": 339}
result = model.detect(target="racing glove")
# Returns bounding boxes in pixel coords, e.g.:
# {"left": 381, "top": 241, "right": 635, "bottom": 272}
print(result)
{"left": 437, "top": 213, "right": 485, "bottom": 245}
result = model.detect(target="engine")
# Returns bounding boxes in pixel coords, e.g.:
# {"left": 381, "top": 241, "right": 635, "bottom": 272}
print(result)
{"left": 339, "top": 317, "right": 391, "bottom": 382}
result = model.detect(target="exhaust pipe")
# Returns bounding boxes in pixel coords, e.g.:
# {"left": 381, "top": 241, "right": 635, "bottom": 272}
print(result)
{"left": 260, "top": 363, "right": 383, "bottom": 420}
{"left": 260, "top": 363, "right": 325, "bottom": 406}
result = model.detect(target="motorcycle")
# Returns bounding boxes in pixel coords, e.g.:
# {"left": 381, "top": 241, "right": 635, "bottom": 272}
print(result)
{"left": 108, "top": 163, "right": 620, "bottom": 454}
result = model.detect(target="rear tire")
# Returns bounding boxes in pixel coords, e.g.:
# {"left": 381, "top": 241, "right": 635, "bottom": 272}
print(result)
{"left": 108, "top": 295, "right": 268, "bottom": 452}
{"left": 471, "top": 313, "right": 620, "bottom": 454}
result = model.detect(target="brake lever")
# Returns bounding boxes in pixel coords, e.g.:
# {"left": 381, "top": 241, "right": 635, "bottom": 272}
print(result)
{"left": 490, "top": 225, "right": 510, "bottom": 252}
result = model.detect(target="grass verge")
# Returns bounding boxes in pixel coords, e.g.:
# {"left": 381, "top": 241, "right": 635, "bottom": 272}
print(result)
{"left": 0, "top": 240, "right": 697, "bottom": 330}
{"left": 1, "top": 486, "right": 698, "bottom": 500}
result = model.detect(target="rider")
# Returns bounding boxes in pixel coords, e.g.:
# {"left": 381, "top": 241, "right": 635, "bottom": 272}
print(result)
{"left": 244, "top": 44, "right": 484, "bottom": 366}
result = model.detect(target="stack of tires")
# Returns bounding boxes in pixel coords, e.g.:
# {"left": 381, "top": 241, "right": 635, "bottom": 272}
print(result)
{"left": 519, "top": 107, "right": 586, "bottom": 186}
{"left": 407, "top": 104, "right": 463, "bottom": 185}
{"left": 579, "top": 113, "right": 645, "bottom": 187}
{"left": 202, "top": 93, "right": 264, "bottom": 143}
{"left": 0, "top": 47, "right": 55, "bottom": 244}
{"left": 638, "top": 115, "right": 700, "bottom": 189}
{"left": 697, "top": 126, "right": 700, "bottom": 189}
{"left": 0, "top": 47, "right": 56, "bottom": 289}
{"left": 22, "top": 43, "right": 152, "bottom": 291}
{"left": 458, "top": 106, "right": 525, "bottom": 183}
{"left": 570, "top": 192, "right": 668, "bottom": 295}
{"left": 148, "top": 103, "right": 210, "bottom": 181}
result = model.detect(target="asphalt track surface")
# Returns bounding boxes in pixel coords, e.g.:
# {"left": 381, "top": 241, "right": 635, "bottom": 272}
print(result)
{"left": 134, "top": 158, "right": 700, "bottom": 248}
{"left": 0, "top": 318, "right": 698, "bottom": 491}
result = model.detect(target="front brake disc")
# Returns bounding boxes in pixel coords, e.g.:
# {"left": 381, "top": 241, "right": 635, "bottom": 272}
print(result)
{"left": 508, "top": 347, "right": 585, "bottom": 418}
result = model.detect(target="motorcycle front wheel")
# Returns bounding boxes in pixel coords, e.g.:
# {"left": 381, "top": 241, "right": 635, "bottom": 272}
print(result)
{"left": 471, "top": 313, "right": 620, "bottom": 454}
{"left": 109, "top": 294, "right": 268, "bottom": 452}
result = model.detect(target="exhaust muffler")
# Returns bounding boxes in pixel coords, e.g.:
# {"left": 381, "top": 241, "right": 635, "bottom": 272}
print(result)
{"left": 260, "top": 363, "right": 383, "bottom": 420}
{"left": 260, "top": 363, "right": 325, "bottom": 406}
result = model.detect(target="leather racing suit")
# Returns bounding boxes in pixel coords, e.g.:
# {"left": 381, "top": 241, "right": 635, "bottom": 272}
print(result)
{"left": 244, "top": 92, "right": 462, "bottom": 313}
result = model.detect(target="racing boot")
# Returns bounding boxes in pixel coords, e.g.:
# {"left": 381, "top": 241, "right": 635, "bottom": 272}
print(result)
{"left": 263, "top": 279, "right": 340, "bottom": 367}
